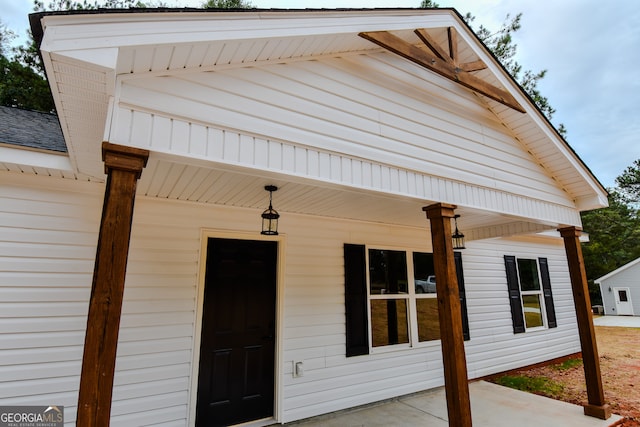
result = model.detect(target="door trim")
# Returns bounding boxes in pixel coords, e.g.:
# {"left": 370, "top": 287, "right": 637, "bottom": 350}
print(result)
{"left": 189, "top": 229, "right": 286, "bottom": 426}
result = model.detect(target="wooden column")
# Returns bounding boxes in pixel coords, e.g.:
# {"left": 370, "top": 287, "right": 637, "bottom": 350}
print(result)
{"left": 77, "top": 142, "right": 149, "bottom": 427}
{"left": 423, "top": 203, "right": 472, "bottom": 427}
{"left": 558, "top": 226, "right": 611, "bottom": 420}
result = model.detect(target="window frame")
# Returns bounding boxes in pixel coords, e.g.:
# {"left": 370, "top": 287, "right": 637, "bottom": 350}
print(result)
{"left": 365, "top": 246, "right": 441, "bottom": 352}
{"left": 504, "top": 255, "right": 557, "bottom": 334}
{"left": 344, "top": 243, "right": 469, "bottom": 357}
{"left": 515, "top": 258, "right": 547, "bottom": 331}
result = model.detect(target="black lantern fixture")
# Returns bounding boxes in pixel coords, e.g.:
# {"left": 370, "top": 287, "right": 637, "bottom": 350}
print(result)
{"left": 261, "top": 185, "right": 279, "bottom": 235}
{"left": 452, "top": 214, "right": 465, "bottom": 250}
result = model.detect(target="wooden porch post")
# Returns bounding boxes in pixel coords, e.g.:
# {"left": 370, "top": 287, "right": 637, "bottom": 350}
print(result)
{"left": 558, "top": 226, "right": 611, "bottom": 420}
{"left": 77, "top": 142, "right": 149, "bottom": 427}
{"left": 423, "top": 203, "right": 472, "bottom": 427}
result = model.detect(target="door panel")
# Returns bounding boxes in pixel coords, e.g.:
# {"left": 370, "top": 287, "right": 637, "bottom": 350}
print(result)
{"left": 614, "top": 287, "right": 634, "bottom": 315}
{"left": 196, "top": 238, "right": 277, "bottom": 426}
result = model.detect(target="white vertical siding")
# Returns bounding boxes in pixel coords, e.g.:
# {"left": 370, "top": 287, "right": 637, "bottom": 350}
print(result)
{"left": 1, "top": 171, "right": 581, "bottom": 425}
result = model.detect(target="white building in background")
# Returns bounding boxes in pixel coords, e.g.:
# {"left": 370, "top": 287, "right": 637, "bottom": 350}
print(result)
{"left": 597, "top": 258, "right": 640, "bottom": 316}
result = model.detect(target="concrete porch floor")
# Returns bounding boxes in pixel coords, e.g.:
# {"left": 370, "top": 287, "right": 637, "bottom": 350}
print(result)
{"left": 284, "top": 381, "right": 622, "bottom": 427}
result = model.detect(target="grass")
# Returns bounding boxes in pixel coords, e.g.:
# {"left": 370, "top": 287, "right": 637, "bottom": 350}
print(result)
{"left": 492, "top": 358, "right": 581, "bottom": 397}
{"left": 551, "top": 358, "right": 583, "bottom": 371}
{"left": 493, "top": 375, "right": 565, "bottom": 398}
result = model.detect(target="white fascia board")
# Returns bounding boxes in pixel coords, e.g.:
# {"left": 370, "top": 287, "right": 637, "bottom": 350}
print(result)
{"left": 535, "top": 229, "right": 590, "bottom": 242}
{"left": 525, "top": 110, "right": 608, "bottom": 208}
{"left": 595, "top": 257, "right": 640, "bottom": 283}
{"left": 54, "top": 48, "right": 119, "bottom": 70}
{"left": 39, "top": 24, "right": 119, "bottom": 71}
{"left": 0, "top": 145, "right": 73, "bottom": 171}
{"left": 452, "top": 20, "right": 608, "bottom": 210}
{"left": 37, "top": 10, "right": 454, "bottom": 52}
{"left": 575, "top": 193, "right": 609, "bottom": 211}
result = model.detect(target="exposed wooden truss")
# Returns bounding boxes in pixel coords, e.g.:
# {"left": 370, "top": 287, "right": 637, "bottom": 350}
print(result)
{"left": 359, "top": 28, "right": 526, "bottom": 113}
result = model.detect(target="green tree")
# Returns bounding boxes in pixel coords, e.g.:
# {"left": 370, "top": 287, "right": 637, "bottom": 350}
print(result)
{"left": 0, "top": 21, "right": 55, "bottom": 111}
{"left": 0, "top": 54, "right": 55, "bottom": 111}
{"left": 616, "top": 159, "right": 640, "bottom": 206}
{"left": 0, "top": 0, "right": 170, "bottom": 112}
{"left": 581, "top": 187, "right": 640, "bottom": 304}
{"left": 0, "top": 21, "right": 15, "bottom": 55}
{"left": 202, "top": 0, "right": 253, "bottom": 8}
{"left": 464, "top": 12, "right": 558, "bottom": 127}
{"left": 419, "top": 2, "right": 564, "bottom": 136}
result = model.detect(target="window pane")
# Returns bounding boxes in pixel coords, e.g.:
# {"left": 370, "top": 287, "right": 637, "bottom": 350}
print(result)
{"left": 517, "top": 259, "right": 540, "bottom": 291}
{"left": 522, "top": 295, "right": 544, "bottom": 328}
{"left": 619, "top": 290, "right": 628, "bottom": 302}
{"left": 416, "top": 298, "right": 440, "bottom": 341}
{"left": 368, "top": 249, "right": 408, "bottom": 294}
{"left": 413, "top": 252, "right": 436, "bottom": 294}
{"left": 370, "top": 299, "right": 409, "bottom": 347}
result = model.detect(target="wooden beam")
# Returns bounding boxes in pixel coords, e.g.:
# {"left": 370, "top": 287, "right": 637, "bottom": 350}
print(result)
{"left": 459, "top": 60, "right": 487, "bottom": 73}
{"left": 558, "top": 226, "right": 611, "bottom": 420}
{"left": 423, "top": 203, "right": 472, "bottom": 427}
{"left": 360, "top": 30, "right": 525, "bottom": 113}
{"left": 415, "top": 28, "right": 487, "bottom": 73}
{"left": 76, "top": 142, "right": 149, "bottom": 427}
{"left": 447, "top": 27, "right": 458, "bottom": 63}
{"left": 415, "top": 28, "right": 451, "bottom": 63}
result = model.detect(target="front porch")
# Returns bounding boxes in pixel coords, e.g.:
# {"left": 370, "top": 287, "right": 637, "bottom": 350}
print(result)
{"left": 284, "top": 381, "right": 621, "bottom": 427}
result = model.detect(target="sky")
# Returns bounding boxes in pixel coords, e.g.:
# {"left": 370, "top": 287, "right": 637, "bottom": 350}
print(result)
{"left": 2, "top": 0, "right": 639, "bottom": 189}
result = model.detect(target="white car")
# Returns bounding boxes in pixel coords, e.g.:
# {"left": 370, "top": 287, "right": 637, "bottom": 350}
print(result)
{"left": 415, "top": 275, "right": 436, "bottom": 293}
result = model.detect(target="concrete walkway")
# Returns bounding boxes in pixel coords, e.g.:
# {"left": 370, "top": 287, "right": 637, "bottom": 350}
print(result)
{"left": 287, "top": 381, "right": 622, "bottom": 427}
{"left": 593, "top": 315, "right": 640, "bottom": 327}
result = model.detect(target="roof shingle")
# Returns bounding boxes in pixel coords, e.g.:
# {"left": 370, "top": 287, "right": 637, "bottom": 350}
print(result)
{"left": 0, "top": 106, "right": 66, "bottom": 153}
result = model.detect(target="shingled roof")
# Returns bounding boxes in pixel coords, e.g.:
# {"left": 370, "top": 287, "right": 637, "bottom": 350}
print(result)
{"left": 0, "top": 106, "right": 66, "bottom": 153}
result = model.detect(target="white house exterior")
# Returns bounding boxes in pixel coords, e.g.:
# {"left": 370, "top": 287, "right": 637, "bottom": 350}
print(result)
{"left": 0, "top": 8, "right": 611, "bottom": 426}
{"left": 596, "top": 258, "right": 640, "bottom": 316}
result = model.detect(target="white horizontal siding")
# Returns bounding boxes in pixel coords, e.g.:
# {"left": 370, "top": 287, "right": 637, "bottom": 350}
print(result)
{"left": 112, "top": 52, "right": 571, "bottom": 206}
{"left": 1, "top": 170, "right": 581, "bottom": 425}
{"left": 109, "top": 53, "right": 583, "bottom": 227}
{"left": 0, "top": 174, "right": 100, "bottom": 425}
{"left": 278, "top": 218, "right": 580, "bottom": 422}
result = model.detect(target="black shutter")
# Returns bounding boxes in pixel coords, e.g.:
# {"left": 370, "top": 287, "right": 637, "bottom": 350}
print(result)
{"left": 504, "top": 255, "right": 525, "bottom": 334}
{"left": 344, "top": 244, "right": 369, "bottom": 357}
{"left": 454, "top": 252, "right": 470, "bottom": 341}
{"left": 538, "top": 257, "right": 557, "bottom": 328}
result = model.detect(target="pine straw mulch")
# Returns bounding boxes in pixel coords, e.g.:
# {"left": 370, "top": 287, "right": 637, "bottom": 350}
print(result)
{"left": 488, "top": 325, "right": 640, "bottom": 427}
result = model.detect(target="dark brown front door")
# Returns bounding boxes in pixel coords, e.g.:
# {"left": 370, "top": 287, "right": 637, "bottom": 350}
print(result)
{"left": 196, "top": 238, "right": 277, "bottom": 426}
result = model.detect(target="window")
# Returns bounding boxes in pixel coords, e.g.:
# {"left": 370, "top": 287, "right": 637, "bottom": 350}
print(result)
{"left": 618, "top": 290, "right": 629, "bottom": 302}
{"left": 344, "top": 244, "right": 468, "bottom": 356}
{"left": 413, "top": 252, "right": 440, "bottom": 342}
{"left": 368, "top": 249, "right": 410, "bottom": 347}
{"left": 504, "top": 256, "right": 557, "bottom": 333}
{"left": 517, "top": 258, "right": 544, "bottom": 328}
